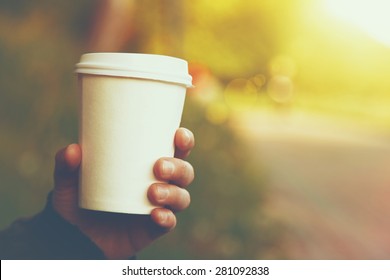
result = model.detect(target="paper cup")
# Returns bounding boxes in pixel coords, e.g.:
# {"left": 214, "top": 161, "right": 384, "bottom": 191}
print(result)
{"left": 75, "top": 53, "right": 192, "bottom": 214}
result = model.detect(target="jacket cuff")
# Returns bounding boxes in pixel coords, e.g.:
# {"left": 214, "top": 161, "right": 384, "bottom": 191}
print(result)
{"left": 37, "top": 192, "right": 107, "bottom": 259}
{"left": 0, "top": 193, "right": 105, "bottom": 259}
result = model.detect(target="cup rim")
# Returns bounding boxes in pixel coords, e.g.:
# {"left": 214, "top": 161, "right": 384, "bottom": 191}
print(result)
{"left": 75, "top": 53, "right": 193, "bottom": 87}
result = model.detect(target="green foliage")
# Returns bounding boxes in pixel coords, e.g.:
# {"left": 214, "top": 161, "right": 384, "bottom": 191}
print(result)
{"left": 0, "top": 0, "right": 284, "bottom": 259}
{"left": 0, "top": 0, "right": 91, "bottom": 227}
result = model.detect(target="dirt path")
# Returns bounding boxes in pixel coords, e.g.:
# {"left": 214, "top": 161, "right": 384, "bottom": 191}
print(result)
{"left": 233, "top": 111, "right": 390, "bottom": 259}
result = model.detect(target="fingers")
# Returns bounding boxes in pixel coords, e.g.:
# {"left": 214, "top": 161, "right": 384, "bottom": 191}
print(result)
{"left": 150, "top": 208, "right": 177, "bottom": 230}
{"left": 148, "top": 183, "right": 191, "bottom": 212}
{"left": 153, "top": 157, "right": 194, "bottom": 187}
{"left": 148, "top": 128, "right": 195, "bottom": 231}
{"left": 174, "top": 128, "right": 195, "bottom": 159}
{"left": 54, "top": 144, "right": 82, "bottom": 189}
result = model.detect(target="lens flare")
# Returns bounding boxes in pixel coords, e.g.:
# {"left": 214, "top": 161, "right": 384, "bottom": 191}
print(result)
{"left": 324, "top": 0, "right": 390, "bottom": 47}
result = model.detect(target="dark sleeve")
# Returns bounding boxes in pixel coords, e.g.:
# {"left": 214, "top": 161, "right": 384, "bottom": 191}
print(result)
{"left": 0, "top": 193, "right": 106, "bottom": 260}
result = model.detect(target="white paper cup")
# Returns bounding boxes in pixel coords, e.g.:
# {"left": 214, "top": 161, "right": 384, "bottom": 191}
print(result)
{"left": 75, "top": 53, "right": 192, "bottom": 214}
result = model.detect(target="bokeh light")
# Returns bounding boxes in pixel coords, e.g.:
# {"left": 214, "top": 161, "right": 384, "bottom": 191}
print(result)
{"left": 324, "top": 0, "right": 390, "bottom": 47}
{"left": 2, "top": 0, "right": 390, "bottom": 260}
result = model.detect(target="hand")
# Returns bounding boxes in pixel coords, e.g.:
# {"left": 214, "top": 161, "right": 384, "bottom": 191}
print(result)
{"left": 52, "top": 128, "right": 195, "bottom": 259}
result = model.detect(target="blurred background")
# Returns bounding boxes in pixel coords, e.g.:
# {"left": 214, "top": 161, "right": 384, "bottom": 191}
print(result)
{"left": 1, "top": 0, "right": 390, "bottom": 259}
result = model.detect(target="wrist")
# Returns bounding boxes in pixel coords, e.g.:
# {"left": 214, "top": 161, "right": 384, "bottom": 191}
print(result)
{"left": 39, "top": 192, "right": 106, "bottom": 259}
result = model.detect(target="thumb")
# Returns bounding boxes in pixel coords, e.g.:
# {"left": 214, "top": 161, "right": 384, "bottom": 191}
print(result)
{"left": 54, "top": 144, "right": 82, "bottom": 190}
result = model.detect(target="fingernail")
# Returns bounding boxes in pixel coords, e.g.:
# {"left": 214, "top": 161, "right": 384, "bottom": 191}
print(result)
{"left": 162, "top": 160, "right": 174, "bottom": 177}
{"left": 159, "top": 211, "right": 168, "bottom": 224}
{"left": 182, "top": 129, "right": 192, "bottom": 146}
{"left": 157, "top": 186, "right": 169, "bottom": 201}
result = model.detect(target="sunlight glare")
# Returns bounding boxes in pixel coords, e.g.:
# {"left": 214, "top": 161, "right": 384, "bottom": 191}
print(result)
{"left": 324, "top": 0, "right": 390, "bottom": 47}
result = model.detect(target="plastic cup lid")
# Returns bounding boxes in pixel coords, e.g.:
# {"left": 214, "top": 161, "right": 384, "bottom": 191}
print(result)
{"left": 75, "top": 53, "right": 193, "bottom": 87}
